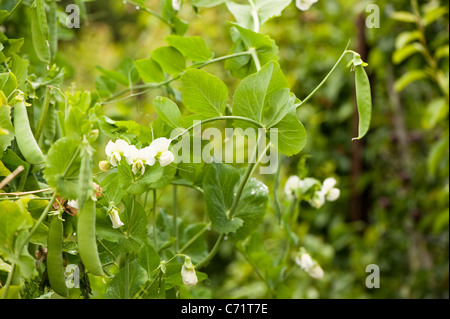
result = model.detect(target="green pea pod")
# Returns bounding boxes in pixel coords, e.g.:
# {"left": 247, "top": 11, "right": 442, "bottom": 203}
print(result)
{"left": 78, "top": 147, "right": 92, "bottom": 210}
{"left": 14, "top": 101, "right": 46, "bottom": 165}
{"left": 47, "top": 217, "right": 69, "bottom": 298}
{"left": 77, "top": 198, "right": 103, "bottom": 276}
{"left": 353, "top": 65, "right": 372, "bottom": 141}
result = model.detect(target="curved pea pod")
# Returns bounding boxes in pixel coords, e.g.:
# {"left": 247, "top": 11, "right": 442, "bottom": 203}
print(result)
{"left": 13, "top": 101, "right": 46, "bottom": 165}
{"left": 78, "top": 147, "right": 92, "bottom": 210}
{"left": 353, "top": 65, "right": 372, "bottom": 141}
{"left": 47, "top": 216, "right": 69, "bottom": 297}
{"left": 77, "top": 198, "right": 103, "bottom": 276}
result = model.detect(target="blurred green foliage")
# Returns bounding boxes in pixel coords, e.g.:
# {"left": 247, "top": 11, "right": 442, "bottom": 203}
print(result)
{"left": 1, "top": 0, "right": 448, "bottom": 298}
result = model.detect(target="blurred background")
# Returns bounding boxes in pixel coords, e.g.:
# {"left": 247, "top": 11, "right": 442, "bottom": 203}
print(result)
{"left": 7, "top": 0, "right": 449, "bottom": 298}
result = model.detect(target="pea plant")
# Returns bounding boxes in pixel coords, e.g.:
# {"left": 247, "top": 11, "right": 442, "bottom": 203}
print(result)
{"left": 0, "top": 0, "right": 372, "bottom": 299}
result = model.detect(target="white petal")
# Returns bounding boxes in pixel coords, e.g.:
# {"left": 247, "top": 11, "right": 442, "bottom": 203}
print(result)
{"left": 181, "top": 265, "right": 198, "bottom": 286}
{"left": 321, "top": 177, "right": 337, "bottom": 194}
{"left": 159, "top": 151, "right": 174, "bottom": 167}
{"left": 295, "top": 253, "right": 315, "bottom": 270}
{"left": 310, "top": 191, "right": 325, "bottom": 209}
{"left": 109, "top": 210, "right": 124, "bottom": 229}
{"left": 67, "top": 200, "right": 79, "bottom": 209}
{"left": 140, "top": 146, "right": 157, "bottom": 165}
{"left": 105, "top": 140, "right": 115, "bottom": 156}
{"left": 284, "top": 176, "right": 301, "bottom": 198}
{"left": 149, "top": 137, "right": 172, "bottom": 153}
{"left": 172, "top": 0, "right": 181, "bottom": 11}
{"left": 296, "top": 0, "right": 318, "bottom": 11}
{"left": 125, "top": 145, "right": 139, "bottom": 165}
{"left": 115, "top": 139, "right": 130, "bottom": 153}
{"left": 326, "top": 188, "right": 340, "bottom": 201}
{"left": 307, "top": 265, "right": 324, "bottom": 279}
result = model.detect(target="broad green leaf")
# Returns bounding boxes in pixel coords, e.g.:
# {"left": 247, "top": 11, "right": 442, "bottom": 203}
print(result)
{"left": 0, "top": 285, "right": 21, "bottom": 299}
{"left": 153, "top": 96, "right": 184, "bottom": 129}
{"left": 232, "top": 61, "right": 290, "bottom": 128}
{"left": 118, "top": 159, "right": 164, "bottom": 195}
{"left": 10, "top": 54, "right": 28, "bottom": 91}
{"left": 393, "top": 43, "right": 423, "bottom": 64}
{"left": 423, "top": 6, "right": 448, "bottom": 26}
{"left": 138, "top": 243, "right": 160, "bottom": 275}
{"left": 166, "top": 35, "right": 213, "bottom": 62}
{"left": 353, "top": 65, "right": 372, "bottom": 140}
{"left": 96, "top": 66, "right": 129, "bottom": 86}
{"left": 119, "top": 198, "right": 149, "bottom": 253}
{"left": 394, "top": 70, "right": 428, "bottom": 92}
{"left": 179, "top": 223, "right": 208, "bottom": 264}
{"left": 0, "top": 101, "right": 14, "bottom": 153}
{"left": 273, "top": 111, "right": 307, "bottom": 156}
{"left": 44, "top": 136, "right": 82, "bottom": 199}
{"left": 230, "top": 178, "right": 269, "bottom": 241}
{"left": 390, "top": 11, "right": 416, "bottom": 23}
{"left": 181, "top": 69, "right": 228, "bottom": 117}
{"left": 427, "top": 136, "right": 449, "bottom": 178}
{"left": 192, "top": 0, "right": 225, "bottom": 7}
{"left": 203, "top": 163, "right": 243, "bottom": 234}
{"left": 134, "top": 58, "right": 164, "bottom": 83}
{"left": 395, "top": 31, "right": 422, "bottom": 49}
{"left": 146, "top": 162, "right": 177, "bottom": 189}
{"left": 423, "top": 98, "right": 448, "bottom": 130}
{"left": 226, "top": 2, "right": 253, "bottom": 30}
{"left": 0, "top": 71, "right": 18, "bottom": 98}
{"left": 151, "top": 46, "right": 186, "bottom": 75}
{"left": 254, "top": 0, "right": 291, "bottom": 26}
{"left": 225, "top": 22, "right": 279, "bottom": 79}
{"left": 104, "top": 260, "right": 148, "bottom": 299}
{"left": 0, "top": 200, "right": 33, "bottom": 253}
{"left": 99, "top": 172, "right": 126, "bottom": 205}
{"left": 95, "top": 75, "right": 117, "bottom": 98}
{"left": 161, "top": 0, "right": 188, "bottom": 35}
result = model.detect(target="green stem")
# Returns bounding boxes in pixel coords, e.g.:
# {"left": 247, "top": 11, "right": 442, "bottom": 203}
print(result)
{"left": 172, "top": 116, "right": 264, "bottom": 141}
{"left": 124, "top": 254, "right": 130, "bottom": 299}
{"left": 1, "top": 263, "right": 16, "bottom": 299}
{"left": 196, "top": 234, "right": 225, "bottom": 270}
{"left": 297, "top": 42, "right": 351, "bottom": 109}
{"left": 103, "top": 51, "right": 253, "bottom": 103}
{"left": 124, "top": 0, "right": 171, "bottom": 27}
{"left": 173, "top": 185, "right": 179, "bottom": 252}
{"left": 152, "top": 189, "right": 158, "bottom": 249}
{"left": 249, "top": 47, "right": 262, "bottom": 72}
{"left": 248, "top": 0, "right": 260, "bottom": 33}
{"left": 35, "top": 86, "right": 52, "bottom": 142}
{"left": 178, "top": 223, "right": 210, "bottom": 254}
{"left": 2, "top": 0, "right": 23, "bottom": 22}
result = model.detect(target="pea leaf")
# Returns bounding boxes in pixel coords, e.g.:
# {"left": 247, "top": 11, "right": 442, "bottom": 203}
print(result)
{"left": 166, "top": 35, "right": 213, "bottom": 62}
{"left": 134, "top": 58, "right": 165, "bottom": 83}
{"left": 0, "top": 100, "right": 14, "bottom": 153}
{"left": 192, "top": 0, "right": 225, "bottom": 7}
{"left": 119, "top": 198, "right": 149, "bottom": 253}
{"left": 153, "top": 96, "right": 184, "bottom": 129}
{"left": 117, "top": 159, "right": 164, "bottom": 195}
{"left": 151, "top": 46, "right": 186, "bottom": 75}
{"left": 232, "top": 61, "right": 290, "bottom": 128}
{"left": 230, "top": 178, "right": 269, "bottom": 241}
{"left": 225, "top": 22, "right": 279, "bottom": 79}
{"left": 104, "top": 260, "right": 148, "bottom": 299}
{"left": 181, "top": 69, "right": 228, "bottom": 118}
{"left": 203, "top": 163, "right": 243, "bottom": 234}
{"left": 44, "top": 136, "right": 82, "bottom": 199}
{"left": 272, "top": 111, "right": 307, "bottom": 156}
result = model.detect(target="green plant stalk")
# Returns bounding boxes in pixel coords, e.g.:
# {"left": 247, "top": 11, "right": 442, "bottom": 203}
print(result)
{"left": 249, "top": 47, "right": 262, "bottom": 71}
{"left": 173, "top": 185, "right": 179, "bottom": 252}
{"left": 196, "top": 234, "right": 225, "bottom": 270}
{"left": 124, "top": 0, "right": 171, "bottom": 27}
{"left": 297, "top": 42, "right": 351, "bottom": 109}
{"left": 178, "top": 223, "right": 210, "bottom": 254}
{"left": 124, "top": 253, "right": 130, "bottom": 299}
{"left": 172, "top": 116, "right": 264, "bottom": 141}
{"left": 248, "top": 0, "right": 260, "bottom": 33}
{"left": 1, "top": 191, "right": 57, "bottom": 299}
{"left": 103, "top": 51, "right": 253, "bottom": 103}
{"left": 152, "top": 189, "right": 158, "bottom": 249}
{"left": 35, "top": 86, "right": 52, "bottom": 142}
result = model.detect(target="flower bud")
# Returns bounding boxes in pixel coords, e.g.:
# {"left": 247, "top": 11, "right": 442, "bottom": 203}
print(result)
{"left": 108, "top": 207, "right": 124, "bottom": 229}
{"left": 181, "top": 257, "right": 198, "bottom": 287}
{"left": 158, "top": 151, "right": 174, "bottom": 167}
{"left": 99, "top": 160, "right": 111, "bottom": 172}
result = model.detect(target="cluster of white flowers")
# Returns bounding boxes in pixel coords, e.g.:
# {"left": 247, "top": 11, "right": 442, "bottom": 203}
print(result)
{"left": 284, "top": 176, "right": 340, "bottom": 209}
{"left": 295, "top": 249, "right": 324, "bottom": 280}
{"left": 102, "top": 137, "right": 175, "bottom": 175}
{"left": 296, "top": 0, "right": 318, "bottom": 11}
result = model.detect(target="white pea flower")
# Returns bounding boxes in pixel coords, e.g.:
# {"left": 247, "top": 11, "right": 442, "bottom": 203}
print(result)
{"left": 172, "top": 0, "right": 181, "bottom": 11}
{"left": 320, "top": 177, "right": 340, "bottom": 202}
{"left": 67, "top": 199, "right": 79, "bottom": 210}
{"left": 309, "top": 190, "right": 325, "bottom": 209}
{"left": 308, "top": 264, "right": 324, "bottom": 279}
{"left": 149, "top": 137, "right": 175, "bottom": 167}
{"left": 295, "top": 249, "right": 324, "bottom": 280}
{"left": 105, "top": 139, "right": 130, "bottom": 166}
{"left": 125, "top": 145, "right": 156, "bottom": 175}
{"left": 108, "top": 207, "right": 124, "bottom": 229}
{"left": 296, "top": 0, "right": 318, "bottom": 11}
{"left": 181, "top": 257, "right": 198, "bottom": 287}
{"left": 284, "top": 175, "right": 303, "bottom": 199}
